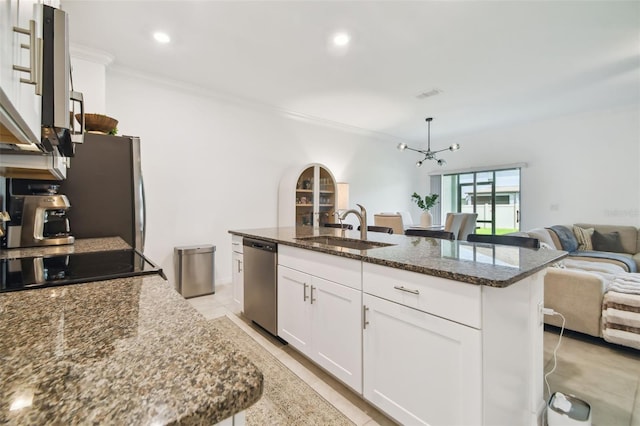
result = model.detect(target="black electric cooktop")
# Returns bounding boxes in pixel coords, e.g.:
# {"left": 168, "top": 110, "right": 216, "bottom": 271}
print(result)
{"left": 0, "top": 249, "right": 165, "bottom": 293}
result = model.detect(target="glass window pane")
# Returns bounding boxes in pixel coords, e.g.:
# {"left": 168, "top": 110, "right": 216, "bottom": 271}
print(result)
{"left": 439, "top": 167, "right": 521, "bottom": 235}
{"left": 476, "top": 171, "right": 493, "bottom": 182}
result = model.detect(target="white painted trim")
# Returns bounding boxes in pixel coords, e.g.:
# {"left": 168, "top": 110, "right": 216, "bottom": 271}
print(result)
{"left": 428, "top": 162, "right": 528, "bottom": 176}
{"left": 70, "top": 43, "right": 115, "bottom": 66}
{"left": 107, "top": 64, "right": 409, "bottom": 144}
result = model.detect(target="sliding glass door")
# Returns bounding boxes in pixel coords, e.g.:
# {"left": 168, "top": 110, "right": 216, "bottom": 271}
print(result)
{"left": 442, "top": 168, "right": 521, "bottom": 235}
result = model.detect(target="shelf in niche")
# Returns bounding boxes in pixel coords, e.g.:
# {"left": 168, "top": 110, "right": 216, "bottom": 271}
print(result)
{"left": 296, "top": 189, "right": 313, "bottom": 193}
{"left": 296, "top": 204, "right": 314, "bottom": 207}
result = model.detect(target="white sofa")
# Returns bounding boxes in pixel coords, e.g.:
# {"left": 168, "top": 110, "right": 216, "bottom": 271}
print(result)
{"left": 520, "top": 224, "right": 640, "bottom": 349}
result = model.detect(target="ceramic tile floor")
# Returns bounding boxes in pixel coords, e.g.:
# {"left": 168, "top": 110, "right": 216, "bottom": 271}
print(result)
{"left": 189, "top": 283, "right": 640, "bottom": 426}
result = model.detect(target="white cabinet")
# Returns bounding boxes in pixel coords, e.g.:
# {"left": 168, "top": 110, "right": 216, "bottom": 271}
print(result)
{"left": 276, "top": 243, "right": 545, "bottom": 425}
{"left": 363, "top": 293, "right": 482, "bottom": 426}
{"left": 277, "top": 245, "right": 362, "bottom": 392}
{"left": 363, "top": 262, "right": 546, "bottom": 426}
{"left": 278, "top": 163, "right": 337, "bottom": 228}
{"left": 277, "top": 266, "right": 312, "bottom": 353}
{"left": 1, "top": 0, "right": 42, "bottom": 146}
{"left": 278, "top": 266, "right": 362, "bottom": 392}
{"left": 231, "top": 235, "right": 244, "bottom": 313}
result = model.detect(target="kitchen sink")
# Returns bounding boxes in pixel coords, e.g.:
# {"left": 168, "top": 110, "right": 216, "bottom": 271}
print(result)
{"left": 295, "top": 236, "right": 395, "bottom": 251}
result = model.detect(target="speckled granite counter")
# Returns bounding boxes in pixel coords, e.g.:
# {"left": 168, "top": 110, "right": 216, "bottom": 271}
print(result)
{"left": 230, "top": 227, "right": 567, "bottom": 287}
{"left": 0, "top": 238, "right": 263, "bottom": 424}
{"left": 0, "top": 236, "right": 130, "bottom": 259}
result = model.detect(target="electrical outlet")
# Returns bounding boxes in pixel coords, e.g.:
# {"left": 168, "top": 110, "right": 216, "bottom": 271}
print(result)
{"left": 538, "top": 301, "right": 544, "bottom": 326}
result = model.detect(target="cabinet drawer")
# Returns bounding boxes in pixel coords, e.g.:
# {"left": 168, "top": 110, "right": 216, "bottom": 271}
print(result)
{"left": 279, "top": 245, "right": 361, "bottom": 290}
{"left": 363, "top": 263, "right": 481, "bottom": 329}
{"left": 231, "top": 235, "right": 243, "bottom": 254}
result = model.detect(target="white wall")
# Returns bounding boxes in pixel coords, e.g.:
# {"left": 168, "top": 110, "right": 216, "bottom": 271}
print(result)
{"left": 70, "top": 53, "right": 108, "bottom": 114}
{"left": 424, "top": 104, "right": 640, "bottom": 230}
{"left": 104, "top": 69, "right": 420, "bottom": 285}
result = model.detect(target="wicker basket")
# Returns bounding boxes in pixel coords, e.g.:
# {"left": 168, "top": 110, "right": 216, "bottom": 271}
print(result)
{"left": 76, "top": 113, "right": 118, "bottom": 134}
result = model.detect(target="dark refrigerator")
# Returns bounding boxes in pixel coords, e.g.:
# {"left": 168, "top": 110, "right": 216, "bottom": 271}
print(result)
{"left": 58, "top": 133, "right": 145, "bottom": 250}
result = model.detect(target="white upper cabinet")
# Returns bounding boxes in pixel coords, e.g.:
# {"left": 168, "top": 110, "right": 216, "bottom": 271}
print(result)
{"left": 1, "top": 0, "right": 42, "bottom": 146}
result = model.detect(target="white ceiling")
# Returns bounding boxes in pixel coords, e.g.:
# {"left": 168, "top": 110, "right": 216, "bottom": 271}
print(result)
{"left": 61, "top": 0, "right": 640, "bottom": 144}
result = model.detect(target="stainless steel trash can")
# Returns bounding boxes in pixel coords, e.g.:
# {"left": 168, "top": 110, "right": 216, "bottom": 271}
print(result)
{"left": 175, "top": 244, "right": 215, "bottom": 298}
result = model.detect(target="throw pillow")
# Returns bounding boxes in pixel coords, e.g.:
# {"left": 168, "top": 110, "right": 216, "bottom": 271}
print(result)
{"left": 549, "top": 225, "right": 579, "bottom": 252}
{"left": 592, "top": 230, "right": 626, "bottom": 253}
{"left": 573, "top": 226, "right": 594, "bottom": 251}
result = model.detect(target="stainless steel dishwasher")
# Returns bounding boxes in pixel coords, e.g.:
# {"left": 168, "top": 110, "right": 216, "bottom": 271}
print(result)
{"left": 243, "top": 237, "right": 278, "bottom": 335}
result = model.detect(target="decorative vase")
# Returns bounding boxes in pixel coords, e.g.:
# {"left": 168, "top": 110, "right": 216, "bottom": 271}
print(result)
{"left": 420, "top": 211, "right": 433, "bottom": 228}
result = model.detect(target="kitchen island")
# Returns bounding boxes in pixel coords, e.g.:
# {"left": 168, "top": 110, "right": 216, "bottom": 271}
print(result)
{"left": 229, "top": 227, "right": 565, "bottom": 286}
{"left": 0, "top": 238, "right": 263, "bottom": 425}
{"left": 230, "top": 227, "right": 567, "bottom": 426}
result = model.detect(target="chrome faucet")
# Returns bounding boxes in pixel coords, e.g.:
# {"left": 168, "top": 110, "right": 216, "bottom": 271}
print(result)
{"left": 338, "top": 204, "right": 367, "bottom": 240}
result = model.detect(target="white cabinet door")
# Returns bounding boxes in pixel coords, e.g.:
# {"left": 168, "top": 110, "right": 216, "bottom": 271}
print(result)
{"left": 310, "top": 276, "right": 362, "bottom": 392}
{"left": 363, "top": 293, "right": 482, "bottom": 426}
{"left": 1, "top": 0, "right": 42, "bottom": 146}
{"left": 231, "top": 251, "right": 244, "bottom": 313}
{"left": 15, "top": 0, "right": 41, "bottom": 139}
{"left": 277, "top": 266, "right": 312, "bottom": 356}
{"left": 1, "top": 1, "right": 19, "bottom": 106}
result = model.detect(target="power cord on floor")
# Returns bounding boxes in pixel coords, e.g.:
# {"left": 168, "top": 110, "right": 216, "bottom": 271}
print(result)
{"left": 543, "top": 308, "right": 566, "bottom": 400}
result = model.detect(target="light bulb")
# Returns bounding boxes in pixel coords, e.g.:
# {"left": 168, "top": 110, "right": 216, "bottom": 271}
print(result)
{"left": 416, "top": 160, "right": 423, "bottom": 167}
{"left": 397, "top": 143, "right": 407, "bottom": 151}
{"left": 449, "top": 143, "right": 460, "bottom": 151}
{"left": 333, "top": 32, "right": 351, "bottom": 46}
{"left": 153, "top": 32, "right": 171, "bottom": 43}
{"left": 437, "top": 159, "right": 447, "bottom": 166}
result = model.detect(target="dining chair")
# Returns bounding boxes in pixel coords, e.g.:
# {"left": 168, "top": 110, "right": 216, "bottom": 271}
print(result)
{"left": 404, "top": 229, "right": 455, "bottom": 240}
{"left": 373, "top": 214, "right": 404, "bottom": 234}
{"left": 358, "top": 225, "right": 394, "bottom": 234}
{"left": 443, "top": 213, "right": 478, "bottom": 240}
{"left": 467, "top": 233, "right": 541, "bottom": 248}
{"left": 324, "top": 223, "right": 353, "bottom": 230}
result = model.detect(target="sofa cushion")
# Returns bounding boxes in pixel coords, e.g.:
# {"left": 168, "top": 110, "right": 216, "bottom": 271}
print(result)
{"left": 576, "top": 223, "right": 639, "bottom": 255}
{"left": 549, "top": 225, "right": 579, "bottom": 252}
{"left": 592, "top": 230, "right": 626, "bottom": 253}
{"left": 573, "top": 226, "right": 594, "bottom": 251}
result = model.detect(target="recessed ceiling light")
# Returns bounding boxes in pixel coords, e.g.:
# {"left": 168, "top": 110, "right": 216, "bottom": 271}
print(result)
{"left": 153, "top": 32, "right": 171, "bottom": 44}
{"left": 333, "top": 32, "right": 350, "bottom": 47}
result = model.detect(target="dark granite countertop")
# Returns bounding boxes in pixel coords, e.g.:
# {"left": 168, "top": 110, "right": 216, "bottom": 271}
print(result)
{"left": 230, "top": 227, "right": 567, "bottom": 287}
{"left": 0, "top": 238, "right": 263, "bottom": 424}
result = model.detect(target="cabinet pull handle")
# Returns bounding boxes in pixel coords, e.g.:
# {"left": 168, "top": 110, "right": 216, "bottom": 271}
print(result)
{"left": 393, "top": 285, "right": 420, "bottom": 295}
{"left": 13, "top": 20, "right": 41, "bottom": 93}
{"left": 237, "top": 259, "right": 242, "bottom": 273}
{"left": 310, "top": 285, "right": 316, "bottom": 304}
{"left": 363, "top": 305, "right": 370, "bottom": 329}
{"left": 303, "top": 283, "right": 309, "bottom": 301}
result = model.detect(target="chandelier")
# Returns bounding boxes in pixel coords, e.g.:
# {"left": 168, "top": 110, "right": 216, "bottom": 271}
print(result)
{"left": 397, "top": 117, "right": 460, "bottom": 167}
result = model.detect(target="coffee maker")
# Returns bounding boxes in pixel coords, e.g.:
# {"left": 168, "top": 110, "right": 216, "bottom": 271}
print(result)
{"left": 3, "top": 182, "right": 74, "bottom": 249}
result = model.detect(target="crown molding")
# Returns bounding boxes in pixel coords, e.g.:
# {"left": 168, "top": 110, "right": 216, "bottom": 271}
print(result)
{"left": 107, "top": 64, "right": 410, "bottom": 145}
{"left": 428, "top": 162, "right": 528, "bottom": 176}
{"left": 70, "top": 43, "right": 115, "bottom": 66}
